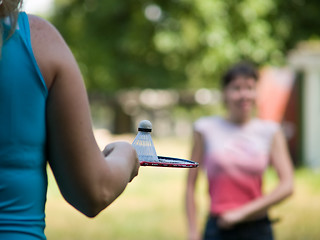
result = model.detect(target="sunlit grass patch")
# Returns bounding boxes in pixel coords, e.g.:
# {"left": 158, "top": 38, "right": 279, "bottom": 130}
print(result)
{"left": 45, "top": 134, "right": 320, "bottom": 240}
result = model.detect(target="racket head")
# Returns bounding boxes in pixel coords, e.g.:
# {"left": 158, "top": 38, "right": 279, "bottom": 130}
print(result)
{"left": 140, "top": 156, "right": 199, "bottom": 168}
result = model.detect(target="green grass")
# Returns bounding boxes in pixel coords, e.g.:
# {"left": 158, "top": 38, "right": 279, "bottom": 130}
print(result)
{"left": 44, "top": 134, "right": 320, "bottom": 240}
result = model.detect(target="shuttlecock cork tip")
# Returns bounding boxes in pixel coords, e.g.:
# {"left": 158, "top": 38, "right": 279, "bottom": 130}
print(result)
{"left": 138, "top": 120, "right": 152, "bottom": 132}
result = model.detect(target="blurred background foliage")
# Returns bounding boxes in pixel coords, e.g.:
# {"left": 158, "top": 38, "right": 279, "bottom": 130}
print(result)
{"left": 50, "top": 0, "right": 320, "bottom": 92}
{"left": 38, "top": 2, "right": 320, "bottom": 239}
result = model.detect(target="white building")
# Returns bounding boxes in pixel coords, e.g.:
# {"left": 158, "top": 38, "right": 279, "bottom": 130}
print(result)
{"left": 288, "top": 41, "right": 320, "bottom": 168}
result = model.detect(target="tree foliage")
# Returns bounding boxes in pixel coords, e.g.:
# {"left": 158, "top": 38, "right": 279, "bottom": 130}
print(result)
{"left": 50, "top": 0, "right": 320, "bottom": 92}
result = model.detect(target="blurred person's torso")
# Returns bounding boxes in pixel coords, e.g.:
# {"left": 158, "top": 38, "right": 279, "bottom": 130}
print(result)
{"left": 194, "top": 116, "right": 278, "bottom": 215}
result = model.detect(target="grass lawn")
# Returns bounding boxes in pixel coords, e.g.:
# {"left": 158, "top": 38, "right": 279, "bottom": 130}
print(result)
{"left": 44, "top": 133, "right": 320, "bottom": 240}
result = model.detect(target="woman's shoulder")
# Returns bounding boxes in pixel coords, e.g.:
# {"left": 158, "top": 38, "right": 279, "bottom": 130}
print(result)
{"left": 252, "top": 118, "right": 280, "bottom": 134}
{"left": 27, "top": 13, "right": 66, "bottom": 52}
{"left": 27, "top": 13, "right": 73, "bottom": 89}
{"left": 27, "top": 14, "right": 58, "bottom": 36}
{"left": 195, "top": 115, "right": 220, "bottom": 124}
{"left": 194, "top": 115, "right": 221, "bottom": 131}
{"left": 253, "top": 118, "right": 279, "bottom": 126}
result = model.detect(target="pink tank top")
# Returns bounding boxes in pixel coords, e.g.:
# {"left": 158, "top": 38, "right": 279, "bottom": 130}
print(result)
{"left": 194, "top": 116, "right": 279, "bottom": 215}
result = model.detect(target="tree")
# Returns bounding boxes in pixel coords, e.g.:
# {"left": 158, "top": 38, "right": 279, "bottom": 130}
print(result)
{"left": 50, "top": 0, "right": 320, "bottom": 92}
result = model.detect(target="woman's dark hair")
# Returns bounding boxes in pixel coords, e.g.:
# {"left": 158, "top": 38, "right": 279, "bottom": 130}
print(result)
{"left": 221, "top": 62, "right": 258, "bottom": 89}
{"left": 0, "top": 0, "right": 23, "bottom": 56}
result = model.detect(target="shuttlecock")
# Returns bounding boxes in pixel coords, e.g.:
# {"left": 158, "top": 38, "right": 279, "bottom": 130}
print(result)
{"left": 132, "top": 120, "right": 159, "bottom": 162}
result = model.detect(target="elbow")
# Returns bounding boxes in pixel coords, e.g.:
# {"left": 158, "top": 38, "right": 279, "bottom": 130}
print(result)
{"left": 75, "top": 197, "right": 106, "bottom": 218}
{"left": 73, "top": 186, "right": 122, "bottom": 218}
{"left": 287, "top": 184, "right": 294, "bottom": 197}
{"left": 83, "top": 207, "right": 101, "bottom": 218}
{"left": 85, "top": 189, "right": 122, "bottom": 218}
{"left": 283, "top": 181, "right": 294, "bottom": 199}
{"left": 80, "top": 195, "right": 114, "bottom": 218}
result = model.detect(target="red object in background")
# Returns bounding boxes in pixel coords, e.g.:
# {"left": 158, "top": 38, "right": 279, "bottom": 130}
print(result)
{"left": 256, "top": 67, "right": 301, "bottom": 166}
{"left": 256, "top": 67, "right": 295, "bottom": 122}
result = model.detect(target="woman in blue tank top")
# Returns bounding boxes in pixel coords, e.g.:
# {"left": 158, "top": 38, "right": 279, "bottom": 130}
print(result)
{"left": 0, "top": 1, "right": 140, "bottom": 239}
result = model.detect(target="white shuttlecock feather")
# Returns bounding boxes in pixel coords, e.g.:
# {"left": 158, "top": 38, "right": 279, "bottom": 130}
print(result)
{"left": 132, "top": 120, "right": 159, "bottom": 162}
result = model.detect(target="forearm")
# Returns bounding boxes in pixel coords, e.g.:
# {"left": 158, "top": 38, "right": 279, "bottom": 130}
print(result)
{"left": 240, "top": 129, "right": 294, "bottom": 220}
{"left": 186, "top": 188, "right": 198, "bottom": 235}
{"left": 218, "top": 179, "right": 294, "bottom": 229}
{"left": 49, "top": 141, "right": 138, "bottom": 218}
{"left": 98, "top": 142, "right": 139, "bottom": 205}
{"left": 186, "top": 131, "right": 203, "bottom": 240}
{"left": 186, "top": 171, "right": 201, "bottom": 240}
{"left": 80, "top": 141, "right": 139, "bottom": 217}
{"left": 240, "top": 180, "right": 293, "bottom": 220}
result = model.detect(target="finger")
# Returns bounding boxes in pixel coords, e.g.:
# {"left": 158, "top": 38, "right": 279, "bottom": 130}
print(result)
{"left": 129, "top": 153, "right": 140, "bottom": 182}
{"left": 102, "top": 143, "right": 114, "bottom": 157}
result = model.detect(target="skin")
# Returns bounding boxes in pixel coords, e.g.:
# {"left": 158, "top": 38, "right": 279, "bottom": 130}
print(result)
{"left": 223, "top": 76, "right": 257, "bottom": 124}
{"left": 186, "top": 76, "right": 294, "bottom": 240}
{"left": 28, "top": 14, "right": 140, "bottom": 217}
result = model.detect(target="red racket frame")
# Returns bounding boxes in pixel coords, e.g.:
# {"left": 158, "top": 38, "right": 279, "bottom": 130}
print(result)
{"left": 140, "top": 156, "right": 199, "bottom": 168}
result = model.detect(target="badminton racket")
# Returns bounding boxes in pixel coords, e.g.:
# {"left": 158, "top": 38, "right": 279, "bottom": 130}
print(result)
{"left": 140, "top": 156, "right": 199, "bottom": 168}
{"left": 132, "top": 120, "right": 199, "bottom": 168}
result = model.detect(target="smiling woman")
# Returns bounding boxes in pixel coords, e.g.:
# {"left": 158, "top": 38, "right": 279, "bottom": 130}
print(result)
{"left": 185, "top": 62, "right": 294, "bottom": 240}
{"left": 22, "top": 0, "right": 53, "bottom": 14}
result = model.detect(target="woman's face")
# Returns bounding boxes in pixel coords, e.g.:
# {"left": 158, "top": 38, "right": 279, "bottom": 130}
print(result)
{"left": 223, "top": 76, "right": 257, "bottom": 122}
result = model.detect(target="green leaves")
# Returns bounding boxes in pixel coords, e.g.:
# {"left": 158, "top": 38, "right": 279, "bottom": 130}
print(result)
{"left": 50, "top": 0, "right": 320, "bottom": 92}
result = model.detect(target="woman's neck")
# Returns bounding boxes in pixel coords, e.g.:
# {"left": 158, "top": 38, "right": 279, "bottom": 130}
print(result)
{"left": 225, "top": 113, "right": 252, "bottom": 126}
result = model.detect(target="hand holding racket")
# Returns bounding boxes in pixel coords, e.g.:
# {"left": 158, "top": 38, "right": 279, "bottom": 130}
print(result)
{"left": 132, "top": 120, "right": 199, "bottom": 168}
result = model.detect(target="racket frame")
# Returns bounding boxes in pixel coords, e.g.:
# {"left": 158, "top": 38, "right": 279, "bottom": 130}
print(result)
{"left": 139, "top": 156, "right": 199, "bottom": 168}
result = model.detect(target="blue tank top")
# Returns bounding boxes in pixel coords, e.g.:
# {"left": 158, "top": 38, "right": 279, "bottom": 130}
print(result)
{"left": 0, "top": 12, "right": 48, "bottom": 239}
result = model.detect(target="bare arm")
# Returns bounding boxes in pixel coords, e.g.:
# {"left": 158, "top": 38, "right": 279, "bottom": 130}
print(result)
{"left": 218, "top": 128, "right": 294, "bottom": 228}
{"left": 29, "top": 15, "right": 140, "bottom": 217}
{"left": 186, "top": 130, "right": 204, "bottom": 240}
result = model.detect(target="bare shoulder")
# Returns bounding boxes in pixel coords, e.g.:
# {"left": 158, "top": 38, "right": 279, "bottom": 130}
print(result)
{"left": 28, "top": 14, "right": 62, "bottom": 44}
{"left": 27, "top": 14, "right": 73, "bottom": 89}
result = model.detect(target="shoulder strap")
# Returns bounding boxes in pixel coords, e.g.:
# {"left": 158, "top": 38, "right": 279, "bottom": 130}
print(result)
{"left": 17, "top": 12, "right": 31, "bottom": 47}
{"left": 17, "top": 12, "right": 48, "bottom": 96}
